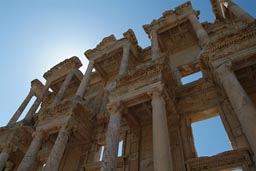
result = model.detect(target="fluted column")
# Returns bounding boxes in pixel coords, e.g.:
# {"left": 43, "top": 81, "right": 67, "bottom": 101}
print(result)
{"left": 119, "top": 42, "right": 131, "bottom": 77}
{"left": 188, "top": 13, "right": 209, "bottom": 47}
{"left": 214, "top": 60, "right": 256, "bottom": 161}
{"left": 222, "top": 0, "right": 255, "bottom": 24}
{"left": 51, "top": 71, "right": 74, "bottom": 107}
{"left": 7, "top": 89, "right": 34, "bottom": 125}
{"left": 75, "top": 60, "right": 94, "bottom": 98}
{"left": 25, "top": 81, "right": 51, "bottom": 119}
{"left": 151, "top": 90, "right": 173, "bottom": 171}
{"left": 101, "top": 102, "right": 123, "bottom": 171}
{"left": 150, "top": 29, "right": 160, "bottom": 61}
{"left": 17, "top": 131, "right": 43, "bottom": 171}
{"left": 44, "top": 125, "right": 71, "bottom": 171}
{"left": 0, "top": 148, "right": 11, "bottom": 171}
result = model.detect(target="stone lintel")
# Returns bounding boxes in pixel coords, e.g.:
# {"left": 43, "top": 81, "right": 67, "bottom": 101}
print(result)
{"left": 143, "top": 1, "right": 197, "bottom": 37}
{"left": 186, "top": 148, "right": 253, "bottom": 171}
{"left": 211, "top": 46, "right": 256, "bottom": 70}
{"left": 109, "top": 81, "right": 162, "bottom": 108}
{"left": 43, "top": 56, "right": 82, "bottom": 81}
{"left": 86, "top": 39, "right": 134, "bottom": 62}
{"left": 85, "top": 32, "right": 140, "bottom": 61}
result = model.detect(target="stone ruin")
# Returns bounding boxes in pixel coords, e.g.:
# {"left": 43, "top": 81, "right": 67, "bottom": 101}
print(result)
{"left": 0, "top": 1, "right": 256, "bottom": 171}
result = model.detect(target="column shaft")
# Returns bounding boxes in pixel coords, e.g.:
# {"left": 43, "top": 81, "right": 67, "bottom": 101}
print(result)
{"left": 188, "top": 13, "right": 209, "bottom": 47}
{"left": 25, "top": 82, "right": 50, "bottom": 119}
{"left": 151, "top": 91, "right": 173, "bottom": 171}
{"left": 52, "top": 71, "right": 74, "bottom": 106}
{"left": 101, "top": 102, "right": 122, "bottom": 171}
{"left": 215, "top": 61, "right": 256, "bottom": 161}
{"left": 0, "top": 149, "right": 10, "bottom": 171}
{"left": 7, "top": 89, "right": 34, "bottom": 125}
{"left": 17, "top": 132, "right": 42, "bottom": 171}
{"left": 180, "top": 116, "right": 197, "bottom": 160}
{"left": 75, "top": 60, "right": 94, "bottom": 98}
{"left": 150, "top": 29, "right": 160, "bottom": 61}
{"left": 45, "top": 126, "right": 70, "bottom": 171}
{"left": 119, "top": 43, "right": 131, "bottom": 77}
{"left": 222, "top": 0, "right": 254, "bottom": 24}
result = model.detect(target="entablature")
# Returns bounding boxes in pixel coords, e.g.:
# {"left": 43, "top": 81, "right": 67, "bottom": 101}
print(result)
{"left": 108, "top": 55, "right": 175, "bottom": 108}
{"left": 202, "top": 23, "right": 256, "bottom": 62}
{"left": 143, "top": 2, "right": 203, "bottom": 56}
{"left": 186, "top": 148, "right": 253, "bottom": 171}
{"left": 37, "top": 101, "right": 94, "bottom": 142}
{"left": 84, "top": 30, "right": 141, "bottom": 80}
{"left": 43, "top": 56, "right": 82, "bottom": 83}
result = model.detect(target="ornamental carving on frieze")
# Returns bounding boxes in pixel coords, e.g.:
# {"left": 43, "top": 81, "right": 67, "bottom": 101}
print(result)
{"left": 43, "top": 56, "right": 82, "bottom": 80}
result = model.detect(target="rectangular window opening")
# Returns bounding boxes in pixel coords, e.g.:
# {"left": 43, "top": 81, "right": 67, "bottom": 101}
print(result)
{"left": 181, "top": 71, "right": 202, "bottom": 85}
{"left": 41, "top": 163, "right": 46, "bottom": 171}
{"left": 191, "top": 115, "right": 233, "bottom": 157}
{"left": 118, "top": 140, "right": 123, "bottom": 157}
{"left": 99, "top": 146, "right": 105, "bottom": 161}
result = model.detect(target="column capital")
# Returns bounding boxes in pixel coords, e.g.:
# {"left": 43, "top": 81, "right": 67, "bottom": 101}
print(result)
{"left": 107, "top": 101, "right": 125, "bottom": 115}
{"left": 150, "top": 28, "right": 158, "bottom": 39}
{"left": 147, "top": 86, "right": 164, "bottom": 98}
{"left": 123, "top": 40, "right": 131, "bottom": 48}
{"left": 32, "top": 130, "right": 44, "bottom": 138}
{"left": 88, "top": 59, "right": 94, "bottom": 65}
{"left": 215, "top": 60, "right": 233, "bottom": 80}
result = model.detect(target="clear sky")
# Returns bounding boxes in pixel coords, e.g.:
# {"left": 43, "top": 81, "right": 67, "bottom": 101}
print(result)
{"left": 0, "top": 0, "right": 255, "bottom": 160}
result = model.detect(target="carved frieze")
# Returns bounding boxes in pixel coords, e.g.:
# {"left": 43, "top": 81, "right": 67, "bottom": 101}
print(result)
{"left": 202, "top": 26, "right": 256, "bottom": 61}
{"left": 186, "top": 149, "right": 252, "bottom": 171}
{"left": 43, "top": 56, "right": 82, "bottom": 80}
{"left": 85, "top": 35, "right": 117, "bottom": 58}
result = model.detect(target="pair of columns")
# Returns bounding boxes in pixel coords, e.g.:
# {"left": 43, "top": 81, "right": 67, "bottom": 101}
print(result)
{"left": 101, "top": 90, "right": 173, "bottom": 171}
{"left": 7, "top": 89, "right": 34, "bottom": 125}
{"left": 7, "top": 80, "right": 52, "bottom": 125}
{"left": 25, "top": 81, "right": 51, "bottom": 119}
{"left": 17, "top": 126, "right": 71, "bottom": 171}
{"left": 75, "top": 42, "right": 131, "bottom": 100}
{"left": 214, "top": 60, "right": 256, "bottom": 162}
{"left": 150, "top": 12, "right": 209, "bottom": 61}
{"left": 221, "top": 0, "right": 255, "bottom": 24}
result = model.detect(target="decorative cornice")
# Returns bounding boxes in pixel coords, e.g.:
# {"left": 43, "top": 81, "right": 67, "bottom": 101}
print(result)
{"left": 143, "top": 1, "right": 194, "bottom": 35}
{"left": 123, "top": 29, "right": 138, "bottom": 46}
{"left": 202, "top": 25, "right": 256, "bottom": 61}
{"left": 43, "top": 56, "right": 82, "bottom": 80}
{"left": 85, "top": 35, "right": 117, "bottom": 58}
{"left": 31, "top": 79, "right": 44, "bottom": 90}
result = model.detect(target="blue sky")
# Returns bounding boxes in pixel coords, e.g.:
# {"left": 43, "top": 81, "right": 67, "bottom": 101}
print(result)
{"left": 0, "top": 0, "right": 255, "bottom": 160}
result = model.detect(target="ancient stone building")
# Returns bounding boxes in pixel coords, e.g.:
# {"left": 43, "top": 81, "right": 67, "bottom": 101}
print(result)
{"left": 0, "top": 0, "right": 256, "bottom": 171}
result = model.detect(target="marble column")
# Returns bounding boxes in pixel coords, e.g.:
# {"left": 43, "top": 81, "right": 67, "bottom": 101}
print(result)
{"left": 7, "top": 89, "right": 34, "bottom": 125}
{"left": 25, "top": 81, "right": 51, "bottom": 119}
{"left": 17, "top": 131, "right": 43, "bottom": 171}
{"left": 0, "top": 148, "right": 11, "bottom": 171}
{"left": 101, "top": 102, "right": 123, "bottom": 171}
{"left": 222, "top": 0, "right": 255, "bottom": 24}
{"left": 150, "top": 29, "right": 160, "bottom": 61}
{"left": 75, "top": 60, "right": 94, "bottom": 98}
{"left": 215, "top": 60, "right": 256, "bottom": 161}
{"left": 51, "top": 71, "right": 74, "bottom": 107}
{"left": 119, "top": 42, "right": 131, "bottom": 77}
{"left": 180, "top": 115, "right": 197, "bottom": 160}
{"left": 188, "top": 13, "right": 209, "bottom": 47}
{"left": 151, "top": 90, "right": 173, "bottom": 171}
{"left": 44, "top": 126, "right": 71, "bottom": 171}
